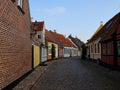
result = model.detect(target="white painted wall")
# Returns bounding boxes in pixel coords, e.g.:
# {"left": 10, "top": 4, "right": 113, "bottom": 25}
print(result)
{"left": 41, "top": 47, "right": 47, "bottom": 62}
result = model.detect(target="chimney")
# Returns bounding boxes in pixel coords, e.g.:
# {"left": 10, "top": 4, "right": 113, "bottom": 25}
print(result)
{"left": 54, "top": 30, "right": 56, "bottom": 32}
{"left": 31, "top": 17, "right": 35, "bottom": 22}
{"left": 100, "top": 21, "right": 103, "bottom": 25}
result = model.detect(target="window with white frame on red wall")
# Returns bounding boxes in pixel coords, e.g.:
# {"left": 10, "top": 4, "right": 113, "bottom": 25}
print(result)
{"left": 18, "top": 0, "right": 23, "bottom": 8}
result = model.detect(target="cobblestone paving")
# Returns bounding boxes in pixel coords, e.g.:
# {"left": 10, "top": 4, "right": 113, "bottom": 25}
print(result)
{"left": 31, "top": 57, "right": 120, "bottom": 90}
{"left": 13, "top": 60, "right": 55, "bottom": 90}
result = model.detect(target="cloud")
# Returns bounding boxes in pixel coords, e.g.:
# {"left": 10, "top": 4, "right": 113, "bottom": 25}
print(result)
{"left": 43, "top": 7, "right": 66, "bottom": 15}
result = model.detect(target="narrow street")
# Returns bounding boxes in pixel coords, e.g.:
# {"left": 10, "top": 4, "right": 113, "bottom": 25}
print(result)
{"left": 31, "top": 57, "right": 120, "bottom": 90}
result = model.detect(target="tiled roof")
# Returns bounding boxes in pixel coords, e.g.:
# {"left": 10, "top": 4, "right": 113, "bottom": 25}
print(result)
{"left": 66, "top": 38, "right": 78, "bottom": 48}
{"left": 50, "top": 31, "right": 63, "bottom": 47}
{"left": 68, "top": 35, "right": 84, "bottom": 47}
{"left": 45, "top": 29, "right": 56, "bottom": 43}
{"left": 87, "top": 12, "right": 120, "bottom": 44}
{"left": 50, "top": 31, "right": 75, "bottom": 47}
{"left": 100, "top": 12, "right": 120, "bottom": 41}
{"left": 32, "top": 21, "right": 44, "bottom": 31}
{"left": 87, "top": 24, "right": 103, "bottom": 44}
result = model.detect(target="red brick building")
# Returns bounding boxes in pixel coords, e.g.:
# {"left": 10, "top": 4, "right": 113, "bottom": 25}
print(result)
{"left": 0, "top": 0, "right": 32, "bottom": 89}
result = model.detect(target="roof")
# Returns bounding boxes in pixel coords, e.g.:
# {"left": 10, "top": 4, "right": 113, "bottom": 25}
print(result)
{"left": 49, "top": 31, "right": 63, "bottom": 47}
{"left": 32, "top": 21, "right": 44, "bottom": 31}
{"left": 68, "top": 35, "right": 84, "bottom": 47}
{"left": 49, "top": 31, "right": 76, "bottom": 47}
{"left": 87, "top": 23, "right": 104, "bottom": 44}
{"left": 100, "top": 12, "right": 120, "bottom": 41}
{"left": 66, "top": 38, "right": 78, "bottom": 48}
{"left": 45, "top": 29, "right": 57, "bottom": 43}
{"left": 87, "top": 12, "right": 120, "bottom": 43}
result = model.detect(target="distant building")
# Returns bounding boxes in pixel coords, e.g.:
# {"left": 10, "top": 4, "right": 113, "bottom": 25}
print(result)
{"left": 68, "top": 35, "right": 84, "bottom": 57}
{"left": 31, "top": 21, "right": 47, "bottom": 67}
{"left": 45, "top": 29, "right": 58, "bottom": 60}
{"left": 50, "top": 31, "right": 64, "bottom": 58}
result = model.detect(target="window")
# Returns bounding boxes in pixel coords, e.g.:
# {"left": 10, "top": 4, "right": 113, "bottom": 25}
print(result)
{"left": 64, "top": 48, "right": 70, "bottom": 54}
{"left": 18, "top": 0, "right": 23, "bottom": 8}
{"left": 38, "top": 35, "right": 41, "bottom": 39}
{"left": 91, "top": 45, "right": 93, "bottom": 53}
{"left": 117, "top": 41, "right": 120, "bottom": 56}
{"left": 98, "top": 43, "right": 100, "bottom": 53}
{"left": 95, "top": 44, "right": 96, "bottom": 53}
{"left": 48, "top": 44, "right": 52, "bottom": 55}
{"left": 17, "top": 0, "right": 24, "bottom": 14}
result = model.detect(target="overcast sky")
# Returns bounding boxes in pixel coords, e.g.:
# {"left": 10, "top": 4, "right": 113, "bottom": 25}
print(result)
{"left": 29, "top": 0, "right": 120, "bottom": 42}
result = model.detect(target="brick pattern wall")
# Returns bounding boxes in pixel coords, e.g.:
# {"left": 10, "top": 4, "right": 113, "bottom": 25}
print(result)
{"left": 0, "top": 0, "right": 32, "bottom": 89}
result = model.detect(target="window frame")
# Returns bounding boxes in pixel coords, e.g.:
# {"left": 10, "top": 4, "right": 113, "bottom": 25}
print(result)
{"left": 38, "top": 35, "right": 41, "bottom": 39}
{"left": 17, "top": 0, "right": 25, "bottom": 14}
{"left": 117, "top": 40, "right": 120, "bottom": 56}
{"left": 18, "top": 0, "right": 23, "bottom": 8}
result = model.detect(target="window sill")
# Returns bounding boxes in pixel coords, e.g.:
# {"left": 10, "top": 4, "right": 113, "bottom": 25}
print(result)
{"left": 17, "top": 6, "right": 25, "bottom": 14}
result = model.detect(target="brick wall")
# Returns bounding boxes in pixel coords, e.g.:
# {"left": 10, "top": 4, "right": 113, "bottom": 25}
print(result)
{"left": 0, "top": 0, "right": 32, "bottom": 89}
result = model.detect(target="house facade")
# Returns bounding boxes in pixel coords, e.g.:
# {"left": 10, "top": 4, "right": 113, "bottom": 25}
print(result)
{"left": 68, "top": 35, "right": 84, "bottom": 57}
{"left": 100, "top": 12, "right": 120, "bottom": 67}
{"left": 50, "top": 31, "right": 64, "bottom": 58}
{"left": 45, "top": 29, "right": 58, "bottom": 60}
{"left": 0, "top": 0, "right": 32, "bottom": 89}
{"left": 32, "top": 21, "right": 47, "bottom": 66}
{"left": 47, "top": 30, "right": 78, "bottom": 58}
{"left": 32, "top": 44, "right": 40, "bottom": 68}
{"left": 64, "top": 38, "right": 78, "bottom": 57}
{"left": 54, "top": 34, "right": 76, "bottom": 58}
{"left": 86, "top": 23, "right": 103, "bottom": 61}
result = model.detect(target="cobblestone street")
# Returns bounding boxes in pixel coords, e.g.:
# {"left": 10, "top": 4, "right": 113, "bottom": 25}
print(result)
{"left": 30, "top": 57, "right": 120, "bottom": 90}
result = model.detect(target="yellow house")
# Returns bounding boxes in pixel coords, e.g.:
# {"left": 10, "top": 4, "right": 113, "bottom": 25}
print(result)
{"left": 32, "top": 21, "right": 47, "bottom": 67}
{"left": 47, "top": 42, "right": 58, "bottom": 60}
{"left": 45, "top": 29, "right": 58, "bottom": 60}
{"left": 87, "top": 22, "right": 103, "bottom": 61}
{"left": 32, "top": 44, "right": 40, "bottom": 68}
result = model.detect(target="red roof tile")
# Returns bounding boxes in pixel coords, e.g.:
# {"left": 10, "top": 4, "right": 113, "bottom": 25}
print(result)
{"left": 32, "top": 21, "right": 44, "bottom": 31}
{"left": 45, "top": 29, "right": 56, "bottom": 43}
{"left": 50, "top": 31, "right": 76, "bottom": 47}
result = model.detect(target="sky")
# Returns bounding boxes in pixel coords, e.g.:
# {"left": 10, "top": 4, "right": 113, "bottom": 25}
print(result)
{"left": 29, "top": 0, "right": 120, "bottom": 43}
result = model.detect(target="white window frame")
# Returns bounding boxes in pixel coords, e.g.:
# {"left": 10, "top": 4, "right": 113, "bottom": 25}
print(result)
{"left": 18, "top": 0, "right": 22, "bottom": 8}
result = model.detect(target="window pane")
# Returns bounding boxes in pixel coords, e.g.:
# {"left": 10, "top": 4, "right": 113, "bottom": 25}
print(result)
{"left": 117, "top": 41, "right": 120, "bottom": 55}
{"left": 48, "top": 44, "right": 52, "bottom": 55}
{"left": 18, "top": 0, "right": 22, "bottom": 8}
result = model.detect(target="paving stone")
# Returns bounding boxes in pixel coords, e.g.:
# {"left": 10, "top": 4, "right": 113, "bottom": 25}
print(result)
{"left": 13, "top": 57, "right": 120, "bottom": 90}
{"left": 31, "top": 57, "right": 120, "bottom": 90}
